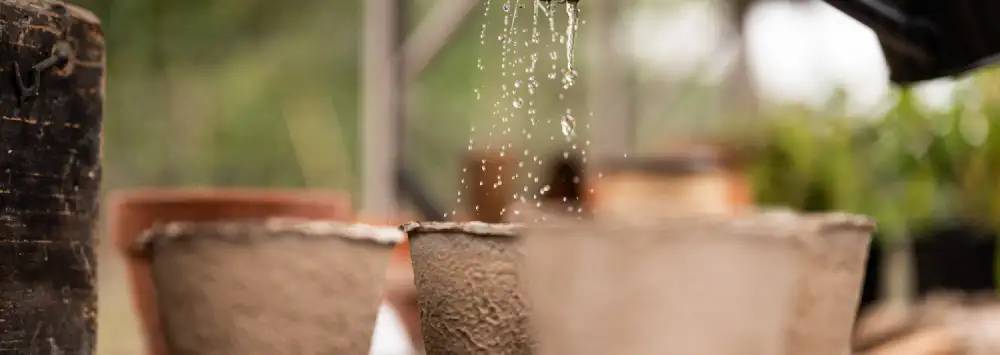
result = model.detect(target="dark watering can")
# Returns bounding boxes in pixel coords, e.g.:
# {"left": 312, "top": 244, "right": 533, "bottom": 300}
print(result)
{"left": 553, "top": 0, "right": 1000, "bottom": 84}
{"left": 824, "top": 0, "right": 1000, "bottom": 84}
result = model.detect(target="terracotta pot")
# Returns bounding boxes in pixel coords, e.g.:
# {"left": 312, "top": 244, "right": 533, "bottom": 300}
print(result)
{"left": 402, "top": 222, "right": 532, "bottom": 354}
{"left": 462, "top": 152, "right": 514, "bottom": 223}
{"left": 522, "top": 213, "right": 873, "bottom": 355}
{"left": 108, "top": 189, "right": 351, "bottom": 355}
{"left": 591, "top": 148, "right": 751, "bottom": 219}
{"left": 136, "top": 219, "right": 400, "bottom": 354}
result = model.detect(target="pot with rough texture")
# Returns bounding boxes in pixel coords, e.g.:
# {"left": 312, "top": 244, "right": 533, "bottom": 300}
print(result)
{"left": 784, "top": 213, "right": 875, "bottom": 355}
{"left": 136, "top": 219, "right": 400, "bottom": 355}
{"left": 109, "top": 188, "right": 351, "bottom": 355}
{"left": 402, "top": 222, "right": 532, "bottom": 354}
{"left": 523, "top": 213, "right": 872, "bottom": 355}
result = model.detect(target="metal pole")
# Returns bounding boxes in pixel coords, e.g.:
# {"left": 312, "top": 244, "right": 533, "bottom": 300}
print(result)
{"left": 362, "top": 0, "right": 403, "bottom": 217}
{"left": 587, "top": 0, "right": 633, "bottom": 160}
{"left": 403, "top": 0, "right": 482, "bottom": 85}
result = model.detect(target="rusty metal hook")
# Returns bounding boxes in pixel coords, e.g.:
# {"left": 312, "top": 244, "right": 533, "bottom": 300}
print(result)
{"left": 14, "top": 41, "right": 71, "bottom": 103}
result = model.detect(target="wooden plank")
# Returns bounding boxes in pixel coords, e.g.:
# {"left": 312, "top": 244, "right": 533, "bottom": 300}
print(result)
{"left": 0, "top": 1, "right": 103, "bottom": 354}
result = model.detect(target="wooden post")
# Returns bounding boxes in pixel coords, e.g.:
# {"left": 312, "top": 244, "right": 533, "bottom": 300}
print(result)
{"left": 0, "top": 1, "right": 104, "bottom": 354}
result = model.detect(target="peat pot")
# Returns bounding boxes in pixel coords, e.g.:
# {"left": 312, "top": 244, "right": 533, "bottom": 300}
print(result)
{"left": 523, "top": 213, "right": 874, "bottom": 355}
{"left": 402, "top": 222, "right": 532, "bottom": 354}
{"left": 109, "top": 188, "right": 351, "bottom": 355}
{"left": 136, "top": 219, "right": 400, "bottom": 355}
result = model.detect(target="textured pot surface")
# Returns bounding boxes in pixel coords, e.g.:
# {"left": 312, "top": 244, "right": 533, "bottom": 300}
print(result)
{"left": 785, "top": 213, "right": 874, "bottom": 355}
{"left": 524, "top": 213, "right": 874, "bottom": 355}
{"left": 141, "top": 220, "right": 397, "bottom": 355}
{"left": 404, "top": 222, "right": 533, "bottom": 355}
{"left": 524, "top": 216, "right": 806, "bottom": 355}
{"left": 109, "top": 188, "right": 351, "bottom": 355}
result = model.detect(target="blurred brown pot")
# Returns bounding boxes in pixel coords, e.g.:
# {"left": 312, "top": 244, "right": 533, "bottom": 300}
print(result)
{"left": 591, "top": 146, "right": 751, "bottom": 219}
{"left": 109, "top": 189, "right": 351, "bottom": 355}
{"left": 522, "top": 213, "right": 873, "bottom": 355}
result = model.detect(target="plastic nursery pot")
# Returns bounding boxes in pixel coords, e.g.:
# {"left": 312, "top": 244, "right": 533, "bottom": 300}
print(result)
{"left": 108, "top": 188, "right": 351, "bottom": 355}
{"left": 592, "top": 148, "right": 751, "bottom": 219}
{"left": 135, "top": 219, "right": 401, "bottom": 355}
{"left": 522, "top": 213, "right": 873, "bottom": 355}
{"left": 402, "top": 222, "right": 532, "bottom": 354}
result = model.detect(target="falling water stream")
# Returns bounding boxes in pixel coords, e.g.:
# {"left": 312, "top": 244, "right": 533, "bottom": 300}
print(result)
{"left": 457, "top": 0, "right": 589, "bottom": 220}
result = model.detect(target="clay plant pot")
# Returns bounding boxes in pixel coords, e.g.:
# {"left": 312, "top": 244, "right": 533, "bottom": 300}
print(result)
{"left": 461, "top": 151, "right": 514, "bottom": 223}
{"left": 592, "top": 148, "right": 750, "bottom": 219}
{"left": 108, "top": 189, "right": 351, "bottom": 355}
{"left": 522, "top": 213, "right": 874, "bottom": 355}
{"left": 402, "top": 222, "right": 532, "bottom": 354}
{"left": 135, "top": 219, "right": 401, "bottom": 355}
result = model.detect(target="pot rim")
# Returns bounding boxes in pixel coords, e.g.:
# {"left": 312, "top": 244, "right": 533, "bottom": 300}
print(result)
{"left": 527, "top": 212, "right": 876, "bottom": 239}
{"left": 135, "top": 218, "right": 402, "bottom": 255}
{"left": 400, "top": 221, "right": 522, "bottom": 238}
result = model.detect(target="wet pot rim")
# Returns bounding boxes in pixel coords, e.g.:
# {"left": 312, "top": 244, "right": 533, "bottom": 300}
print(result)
{"left": 400, "top": 221, "right": 522, "bottom": 238}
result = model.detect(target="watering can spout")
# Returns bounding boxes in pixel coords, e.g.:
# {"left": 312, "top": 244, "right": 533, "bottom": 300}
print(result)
{"left": 822, "top": 0, "right": 934, "bottom": 59}
{"left": 551, "top": 0, "right": 999, "bottom": 83}
{"left": 820, "top": 0, "right": 1000, "bottom": 83}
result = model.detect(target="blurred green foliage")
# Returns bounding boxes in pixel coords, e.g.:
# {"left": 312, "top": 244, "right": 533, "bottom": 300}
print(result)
{"left": 751, "top": 69, "right": 1000, "bottom": 242}
{"left": 73, "top": 0, "right": 590, "bottom": 211}
{"left": 73, "top": 0, "right": 363, "bottom": 190}
{"left": 67, "top": 0, "right": 1000, "bottom": 234}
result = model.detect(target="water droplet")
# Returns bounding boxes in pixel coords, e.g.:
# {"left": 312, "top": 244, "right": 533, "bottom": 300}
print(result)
{"left": 540, "top": 185, "right": 551, "bottom": 194}
{"left": 561, "top": 111, "right": 577, "bottom": 137}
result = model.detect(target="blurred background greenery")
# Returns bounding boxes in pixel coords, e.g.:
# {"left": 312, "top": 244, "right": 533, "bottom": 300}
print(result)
{"left": 64, "top": 0, "right": 1000, "bottom": 353}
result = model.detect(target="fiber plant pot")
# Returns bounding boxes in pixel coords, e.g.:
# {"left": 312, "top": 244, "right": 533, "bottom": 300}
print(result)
{"left": 785, "top": 213, "right": 875, "bottom": 355}
{"left": 402, "top": 222, "right": 532, "bottom": 354}
{"left": 136, "top": 219, "right": 401, "bottom": 355}
{"left": 522, "top": 213, "right": 873, "bottom": 355}
{"left": 108, "top": 189, "right": 351, "bottom": 355}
